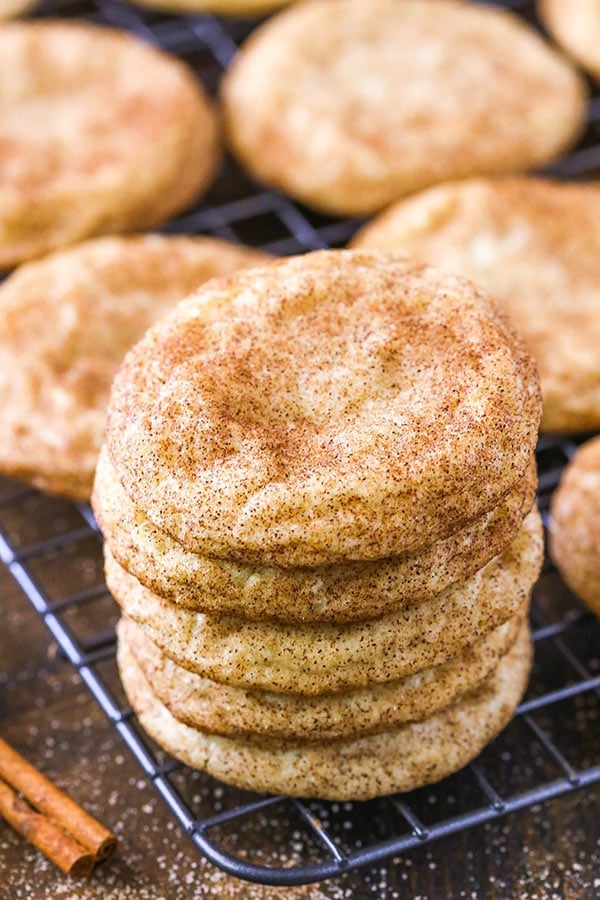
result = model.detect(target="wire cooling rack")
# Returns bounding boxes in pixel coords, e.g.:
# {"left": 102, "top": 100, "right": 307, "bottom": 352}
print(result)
{"left": 1, "top": 0, "right": 599, "bottom": 887}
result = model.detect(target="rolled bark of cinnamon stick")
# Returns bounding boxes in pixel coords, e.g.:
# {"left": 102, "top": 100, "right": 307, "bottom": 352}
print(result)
{"left": 0, "top": 778, "right": 95, "bottom": 877}
{"left": 0, "top": 737, "right": 116, "bottom": 862}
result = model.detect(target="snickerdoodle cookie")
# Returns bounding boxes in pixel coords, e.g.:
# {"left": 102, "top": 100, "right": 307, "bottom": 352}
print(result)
{"left": 105, "top": 509, "right": 543, "bottom": 695}
{"left": 550, "top": 436, "right": 600, "bottom": 616}
{"left": 95, "top": 446, "right": 537, "bottom": 622}
{"left": 119, "top": 612, "right": 523, "bottom": 741}
{"left": 117, "top": 618, "right": 532, "bottom": 800}
{"left": 0, "top": 235, "right": 267, "bottom": 499}
{"left": 221, "top": 0, "right": 586, "bottom": 215}
{"left": 539, "top": 0, "right": 600, "bottom": 80}
{"left": 354, "top": 177, "right": 600, "bottom": 433}
{"left": 105, "top": 251, "right": 541, "bottom": 567}
{"left": 0, "top": 21, "right": 219, "bottom": 268}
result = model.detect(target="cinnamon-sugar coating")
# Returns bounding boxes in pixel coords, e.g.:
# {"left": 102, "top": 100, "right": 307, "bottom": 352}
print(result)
{"left": 550, "top": 435, "right": 600, "bottom": 616}
{"left": 94, "top": 447, "right": 537, "bottom": 622}
{"left": 105, "top": 510, "right": 543, "bottom": 695}
{"left": 106, "top": 251, "right": 541, "bottom": 567}
{"left": 117, "top": 619, "right": 532, "bottom": 800}
{"left": 0, "top": 21, "right": 219, "bottom": 267}
{"left": 119, "top": 612, "right": 523, "bottom": 741}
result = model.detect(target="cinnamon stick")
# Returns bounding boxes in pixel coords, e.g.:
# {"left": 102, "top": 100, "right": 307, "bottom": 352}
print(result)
{"left": 0, "top": 737, "right": 116, "bottom": 865}
{"left": 0, "top": 778, "right": 94, "bottom": 877}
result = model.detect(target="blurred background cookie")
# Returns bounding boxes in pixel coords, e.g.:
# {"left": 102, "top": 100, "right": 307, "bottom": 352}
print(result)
{"left": 0, "top": 0, "right": 37, "bottom": 19}
{"left": 550, "top": 436, "right": 600, "bottom": 616}
{"left": 0, "top": 235, "right": 268, "bottom": 499}
{"left": 540, "top": 0, "right": 600, "bottom": 81}
{"left": 221, "top": 0, "right": 586, "bottom": 215}
{"left": 0, "top": 21, "right": 220, "bottom": 268}
{"left": 129, "top": 0, "right": 292, "bottom": 14}
{"left": 354, "top": 177, "right": 600, "bottom": 433}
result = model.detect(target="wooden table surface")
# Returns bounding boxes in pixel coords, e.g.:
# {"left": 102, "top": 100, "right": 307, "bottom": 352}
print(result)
{"left": 2, "top": 553, "right": 599, "bottom": 899}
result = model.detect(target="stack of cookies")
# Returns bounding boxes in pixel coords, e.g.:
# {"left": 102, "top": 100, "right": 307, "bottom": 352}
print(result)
{"left": 93, "top": 250, "right": 543, "bottom": 801}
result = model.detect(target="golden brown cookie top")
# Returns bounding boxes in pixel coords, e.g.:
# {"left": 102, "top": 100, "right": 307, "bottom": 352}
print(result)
{"left": 354, "top": 176, "right": 600, "bottom": 433}
{"left": 0, "top": 20, "right": 219, "bottom": 267}
{"left": 540, "top": 0, "right": 600, "bottom": 80}
{"left": 106, "top": 249, "right": 541, "bottom": 566}
{"left": 222, "top": 0, "right": 586, "bottom": 215}
{"left": 0, "top": 234, "right": 268, "bottom": 499}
